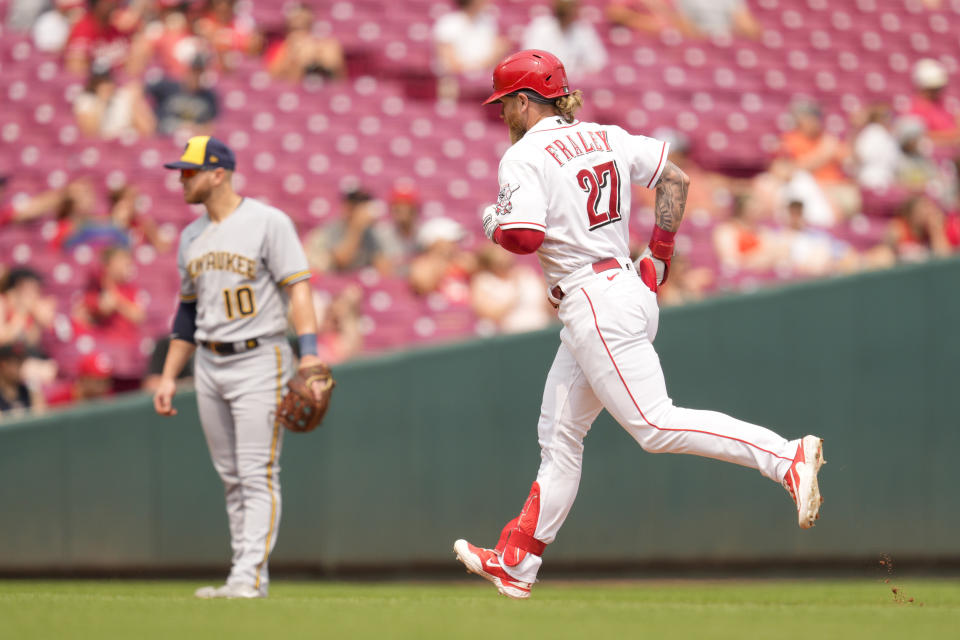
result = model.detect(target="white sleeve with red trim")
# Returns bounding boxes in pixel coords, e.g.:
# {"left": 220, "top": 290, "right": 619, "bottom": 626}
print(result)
{"left": 611, "top": 126, "right": 670, "bottom": 190}
{"left": 494, "top": 155, "right": 548, "bottom": 233}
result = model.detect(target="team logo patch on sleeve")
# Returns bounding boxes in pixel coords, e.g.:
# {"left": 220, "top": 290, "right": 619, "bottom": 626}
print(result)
{"left": 496, "top": 183, "right": 520, "bottom": 216}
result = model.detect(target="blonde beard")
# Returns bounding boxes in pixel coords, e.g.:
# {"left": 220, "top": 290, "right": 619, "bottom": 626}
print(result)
{"left": 509, "top": 122, "right": 527, "bottom": 144}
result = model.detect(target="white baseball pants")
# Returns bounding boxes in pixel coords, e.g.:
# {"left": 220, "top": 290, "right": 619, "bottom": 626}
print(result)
{"left": 194, "top": 337, "right": 293, "bottom": 595}
{"left": 505, "top": 265, "right": 799, "bottom": 583}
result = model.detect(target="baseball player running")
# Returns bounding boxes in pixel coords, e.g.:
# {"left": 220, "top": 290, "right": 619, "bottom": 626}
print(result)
{"left": 453, "top": 50, "right": 825, "bottom": 599}
{"left": 153, "top": 136, "right": 328, "bottom": 599}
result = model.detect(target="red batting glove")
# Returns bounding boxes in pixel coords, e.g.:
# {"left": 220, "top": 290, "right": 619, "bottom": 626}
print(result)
{"left": 648, "top": 226, "right": 675, "bottom": 284}
{"left": 637, "top": 255, "right": 660, "bottom": 293}
{"left": 636, "top": 227, "right": 676, "bottom": 293}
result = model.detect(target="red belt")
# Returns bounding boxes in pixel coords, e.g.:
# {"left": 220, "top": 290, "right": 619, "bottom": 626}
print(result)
{"left": 550, "top": 257, "right": 625, "bottom": 301}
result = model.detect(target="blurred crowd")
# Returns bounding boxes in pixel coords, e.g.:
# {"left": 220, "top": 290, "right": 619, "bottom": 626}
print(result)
{"left": 2, "top": 0, "right": 959, "bottom": 417}
{"left": 18, "top": 0, "right": 348, "bottom": 140}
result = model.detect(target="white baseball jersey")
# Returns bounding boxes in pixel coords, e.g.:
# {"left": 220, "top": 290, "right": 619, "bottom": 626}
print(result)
{"left": 471, "top": 114, "right": 808, "bottom": 590}
{"left": 177, "top": 198, "right": 311, "bottom": 343}
{"left": 494, "top": 116, "right": 669, "bottom": 288}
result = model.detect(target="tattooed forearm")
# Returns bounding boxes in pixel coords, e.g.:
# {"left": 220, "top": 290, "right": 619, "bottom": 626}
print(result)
{"left": 653, "top": 161, "right": 690, "bottom": 233}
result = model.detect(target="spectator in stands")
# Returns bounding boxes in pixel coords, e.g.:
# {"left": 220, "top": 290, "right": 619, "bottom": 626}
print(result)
{"left": 779, "top": 100, "right": 860, "bottom": 225}
{"left": 7, "top": 0, "right": 49, "bottom": 30}
{"left": 63, "top": 0, "right": 141, "bottom": 76}
{"left": 59, "top": 182, "right": 150, "bottom": 251}
{"left": 0, "top": 268, "right": 56, "bottom": 352}
{"left": 311, "top": 284, "right": 363, "bottom": 364}
{"left": 45, "top": 351, "right": 114, "bottom": 406}
{"left": 433, "top": 0, "right": 509, "bottom": 99}
{"left": 140, "top": 0, "right": 211, "bottom": 80}
{"left": 147, "top": 53, "right": 220, "bottom": 136}
{"left": 713, "top": 194, "right": 781, "bottom": 272}
{"left": 0, "top": 342, "right": 41, "bottom": 416}
{"left": 194, "top": 0, "right": 262, "bottom": 69}
{"left": 907, "top": 58, "right": 960, "bottom": 152}
{"left": 608, "top": 0, "right": 760, "bottom": 40}
{"left": 32, "top": 0, "right": 86, "bottom": 53}
{"left": 779, "top": 199, "right": 863, "bottom": 277}
{"left": 947, "top": 197, "right": 960, "bottom": 247}
{"left": 887, "top": 194, "right": 953, "bottom": 262}
{"left": 854, "top": 104, "right": 903, "bottom": 193}
{"left": 305, "top": 188, "right": 392, "bottom": 274}
{"left": 374, "top": 182, "right": 422, "bottom": 276}
{"left": 2, "top": 174, "right": 80, "bottom": 228}
{"left": 409, "top": 217, "right": 475, "bottom": 302}
{"left": 107, "top": 184, "right": 171, "bottom": 252}
{"left": 635, "top": 128, "right": 737, "bottom": 216}
{"left": 72, "top": 246, "right": 145, "bottom": 341}
{"left": 2, "top": 176, "right": 99, "bottom": 249}
{"left": 894, "top": 116, "right": 953, "bottom": 201}
{"left": 54, "top": 177, "right": 101, "bottom": 248}
{"left": 6, "top": 176, "right": 163, "bottom": 252}
{"left": 266, "top": 3, "right": 345, "bottom": 82}
{"left": 77, "top": 351, "right": 114, "bottom": 399}
{"left": 522, "top": 0, "right": 608, "bottom": 81}
{"left": 657, "top": 254, "right": 715, "bottom": 307}
{"left": 0, "top": 267, "right": 59, "bottom": 394}
{"left": 606, "top": 0, "right": 682, "bottom": 35}
{"left": 73, "top": 61, "right": 156, "bottom": 140}
{"left": 141, "top": 335, "right": 193, "bottom": 392}
{"left": 470, "top": 245, "right": 553, "bottom": 334}
{"left": 673, "top": 0, "right": 761, "bottom": 39}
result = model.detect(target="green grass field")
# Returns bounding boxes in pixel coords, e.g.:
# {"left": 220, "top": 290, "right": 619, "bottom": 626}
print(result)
{"left": 1, "top": 579, "right": 957, "bottom": 640}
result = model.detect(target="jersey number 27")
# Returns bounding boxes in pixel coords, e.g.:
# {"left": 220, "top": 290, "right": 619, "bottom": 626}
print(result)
{"left": 577, "top": 160, "right": 621, "bottom": 230}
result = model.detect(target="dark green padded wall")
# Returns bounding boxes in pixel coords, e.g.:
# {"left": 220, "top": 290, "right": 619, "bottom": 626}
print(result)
{"left": 1, "top": 259, "right": 957, "bottom": 570}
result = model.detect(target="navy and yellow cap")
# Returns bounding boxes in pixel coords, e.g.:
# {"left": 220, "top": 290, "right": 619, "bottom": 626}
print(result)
{"left": 163, "top": 136, "right": 236, "bottom": 171}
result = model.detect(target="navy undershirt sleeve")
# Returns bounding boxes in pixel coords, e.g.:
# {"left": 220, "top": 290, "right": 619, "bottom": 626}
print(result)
{"left": 171, "top": 300, "right": 197, "bottom": 343}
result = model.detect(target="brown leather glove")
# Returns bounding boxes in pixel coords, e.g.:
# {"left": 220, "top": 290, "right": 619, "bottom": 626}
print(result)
{"left": 276, "top": 363, "right": 335, "bottom": 433}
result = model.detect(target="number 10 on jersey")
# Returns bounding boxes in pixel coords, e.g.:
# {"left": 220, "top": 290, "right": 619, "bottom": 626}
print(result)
{"left": 223, "top": 286, "right": 256, "bottom": 319}
{"left": 577, "top": 160, "right": 622, "bottom": 230}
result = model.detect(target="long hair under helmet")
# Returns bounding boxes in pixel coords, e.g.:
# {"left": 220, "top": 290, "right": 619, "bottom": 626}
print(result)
{"left": 483, "top": 49, "right": 570, "bottom": 105}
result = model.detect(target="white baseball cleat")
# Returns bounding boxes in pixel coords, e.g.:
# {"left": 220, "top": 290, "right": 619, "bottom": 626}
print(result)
{"left": 194, "top": 584, "right": 222, "bottom": 599}
{"left": 194, "top": 583, "right": 264, "bottom": 599}
{"left": 220, "top": 583, "right": 264, "bottom": 599}
{"left": 454, "top": 539, "right": 532, "bottom": 600}
{"left": 782, "top": 435, "right": 826, "bottom": 529}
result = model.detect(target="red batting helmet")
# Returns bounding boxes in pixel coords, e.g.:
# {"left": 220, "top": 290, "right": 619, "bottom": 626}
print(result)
{"left": 482, "top": 49, "right": 570, "bottom": 105}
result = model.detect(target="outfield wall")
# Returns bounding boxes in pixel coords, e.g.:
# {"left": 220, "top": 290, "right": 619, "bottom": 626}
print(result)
{"left": 1, "top": 259, "right": 958, "bottom": 572}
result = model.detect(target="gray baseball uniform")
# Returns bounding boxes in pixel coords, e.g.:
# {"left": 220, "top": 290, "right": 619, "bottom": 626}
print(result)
{"left": 178, "top": 197, "right": 310, "bottom": 595}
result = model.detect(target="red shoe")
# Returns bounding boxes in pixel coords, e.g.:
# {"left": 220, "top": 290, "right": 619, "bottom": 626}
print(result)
{"left": 783, "top": 435, "right": 826, "bottom": 529}
{"left": 453, "top": 539, "right": 532, "bottom": 600}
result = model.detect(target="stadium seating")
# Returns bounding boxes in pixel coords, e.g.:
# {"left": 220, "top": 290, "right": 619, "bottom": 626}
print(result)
{"left": 2, "top": 0, "right": 958, "bottom": 381}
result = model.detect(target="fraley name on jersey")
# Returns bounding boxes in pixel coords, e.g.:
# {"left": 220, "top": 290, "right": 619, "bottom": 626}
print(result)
{"left": 187, "top": 251, "right": 258, "bottom": 280}
{"left": 544, "top": 130, "right": 613, "bottom": 167}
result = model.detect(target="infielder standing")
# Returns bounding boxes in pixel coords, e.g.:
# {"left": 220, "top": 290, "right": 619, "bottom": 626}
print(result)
{"left": 153, "top": 136, "right": 327, "bottom": 599}
{"left": 454, "top": 50, "right": 826, "bottom": 599}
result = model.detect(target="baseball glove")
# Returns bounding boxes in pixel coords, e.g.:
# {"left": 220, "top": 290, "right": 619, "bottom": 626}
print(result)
{"left": 277, "top": 364, "right": 335, "bottom": 433}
